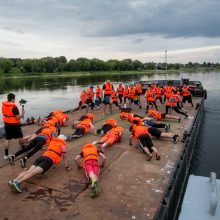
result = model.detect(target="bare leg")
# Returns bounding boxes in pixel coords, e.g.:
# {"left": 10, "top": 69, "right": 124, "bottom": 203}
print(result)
{"left": 88, "top": 171, "right": 97, "bottom": 182}
{"left": 161, "top": 132, "right": 174, "bottom": 139}
{"left": 151, "top": 147, "right": 158, "bottom": 154}
{"left": 109, "top": 104, "right": 112, "bottom": 114}
{"left": 165, "top": 114, "right": 180, "bottom": 121}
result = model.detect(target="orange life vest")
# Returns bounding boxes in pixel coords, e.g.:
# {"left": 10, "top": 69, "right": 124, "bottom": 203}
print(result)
{"left": 123, "top": 88, "right": 129, "bottom": 97}
{"left": 38, "top": 126, "right": 57, "bottom": 145}
{"left": 145, "top": 89, "right": 156, "bottom": 101}
{"left": 164, "top": 86, "right": 173, "bottom": 98}
{"left": 109, "top": 126, "right": 124, "bottom": 140}
{"left": 77, "top": 119, "right": 91, "bottom": 133}
{"left": 135, "top": 83, "right": 142, "bottom": 94}
{"left": 82, "top": 144, "right": 99, "bottom": 166}
{"left": 105, "top": 118, "right": 117, "bottom": 127}
{"left": 117, "top": 86, "right": 124, "bottom": 95}
{"left": 133, "top": 125, "right": 149, "bottom": 140}
{"left": 103, "top": 82, "right": 113, "bottom": 95}
{"left": 80, "top": 92, "right": 88, "bottom": 104}
{"left": 2, "top": 101, "right": 20, "bottom": 124}
{"left": 148, "top": 110, "right": 162, "bottom": 121}
{"left": 182, "top": 86, "right": 191, "bottom": 96}
{"left": 151, "top": 85, "right": 157, "bottom": 92}
{"left": 86, "top": 113, "right": 94, "bottom": 121}
{"left": 155, "top": 87, "right": 163, "bottom": 97}
{"left": 129, "top": 87, "right": 136, "bottom": 99}
{"left": 53, "top": 109, "right": 63, "bottom": 115}
{"left": 43, "top": 118, "right": 58, "bottom": 127}
{"left": 167, "top": 95, "right": 178, "bottom": 107}
{"left": 43, "top": 138, "right": 65, "bottom": 164}
{"left": 111, "top": 91, "right": 118, "bottom": 102}
{"left": 120, "top": 112, "right": 131, "bottom": 120}
{"left": 96, "top": 87, "right": 102, "bottom": 98}
{"left": 86, "top": 88, "right": 94, "bottom": 99}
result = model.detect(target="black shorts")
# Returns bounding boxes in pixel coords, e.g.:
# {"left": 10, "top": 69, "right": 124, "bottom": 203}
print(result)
{"left": 78, "top": 115, "right": 88, "bottom": 121}
{"left": 4, "top": 123, "right": 23, "bottom": 140}
{"left": 138, "top": 135, "right": 153, "bottom": 153}
{"left": 102, "top": 124, "right": 113, "bottom": 133}
{"left": 74, "top": 127, "right": 85, "bottom": 136}
{"left": 148, "top": 127, "right": 162, "bottom": 139}
{"left": 182, "top": 95, "right": 192, "bottom": 103}
{"left": 103, "top": 95, "right": 111, "bottom": 105}
{"left": 33, "top": 156, "right": 54, "bottom": 174}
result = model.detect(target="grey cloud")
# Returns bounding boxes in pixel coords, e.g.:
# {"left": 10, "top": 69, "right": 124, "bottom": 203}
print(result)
{"left": 133, "top": 38, "right": 144, "bottom": 44}
{"left": 2, "top": 27, "right": 24, "bottom": 34}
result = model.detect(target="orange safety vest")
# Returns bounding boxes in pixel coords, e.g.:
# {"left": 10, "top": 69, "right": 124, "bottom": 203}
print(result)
{"left": 111, "top": 91, "right": 118, "bottom": 102}
{"left": 80, "top": 92, "right": 88, "bottom": 104}
{"left": 105, "top": 118, "right": 117, "bottom": 127}
{"left": 133, "top": 125, "right": 149, "bottom": 140}
{"left": 151, "top": 85, "right": 157, "bottom": 92}
{"left": 182, "top": 86, "right": 191, "bottom": 96}
{"left": 2, "top": 101, "right": 20, "bottom": 124}
{"left": 86, "top": 113, "right": 94, "bottom": 121}
{"left": 120, "top": 112, "right": 131, "bottom": 120}
{"left": 117, "top": 86, "right": 124, "bottom": 95}
{"left": 123, "top": 88, "right": 129, "bottom": 97}
{"left": 82, "top": 144, "right": 99, "bottom": 166}
{"left": 53, "top": 109, "right": 63, "bottom": 115}
{"left": 43, "top": 118, "right": 58, "bottom": 127}
{"left": 129, "top": 88, "right": 136, "bottom": 99}
{"left": 77, "top": 119, "right": 91, "bottom": 133}
{"left": 86, "top": 88, "right": 94, "bottom": 99}
{"left": 43, "top": 138, "right": 65, "bottom": 164}
{"left": 39, "top": 126, "right": 57, "bottom": 145}
{"left": 145, "top": 90, "right": 155, "bottom": 101}
{"left": 155, "top": 87, "right": 163, "bottom": 97}
{"left": 103, "top": 82, "right": 113, "bottom": 95}
{"left": 135, "top": 83, "right": 142, "bottom": 94}
{"left": 148, "top": 110, "right": 162, "bottom": 121}
{"left": 108, "top": 126, "right": 124, "bottom": 140}
{"left": 167, "top": 95, "right": 178, "bottom": 107}
{"left": 96, "top": 87, "right": 102, "bottom": 98}
{"left": 164, "top": 86, "right": 173, "bottom": 98}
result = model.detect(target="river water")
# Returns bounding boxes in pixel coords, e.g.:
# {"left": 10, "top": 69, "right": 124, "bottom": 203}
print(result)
{"left": 0, "top": 71, "right": 219, "bottom": 177}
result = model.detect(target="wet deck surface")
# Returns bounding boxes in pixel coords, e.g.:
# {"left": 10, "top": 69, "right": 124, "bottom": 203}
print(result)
{"left": 0, "top": 96, "right": 202, "bottom": 220}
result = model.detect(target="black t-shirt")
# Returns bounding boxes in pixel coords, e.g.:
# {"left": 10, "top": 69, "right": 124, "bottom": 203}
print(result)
{"left": 12, "top": 106, "right": 19, "bottom": 115}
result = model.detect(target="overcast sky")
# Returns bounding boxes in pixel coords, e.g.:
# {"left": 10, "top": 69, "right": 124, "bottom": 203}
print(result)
{"left": 0, "top": 0, "right": 220, "bottom": 63}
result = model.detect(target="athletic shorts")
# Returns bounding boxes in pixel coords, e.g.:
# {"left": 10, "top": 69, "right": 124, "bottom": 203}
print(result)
{"left": 84, "top": 160, "right": 100, "bottom": 179}
{"left": 103, "top": 95, "right": 112, "bottom": 105}
{"left": 101, "top": 124, "right": 113, "bottom": 133}
{"left": 138, "top": 134, "right": 153, "bottom": 153}
{"left": 182, "top": 95, "right": 192, "bottom": 103}
{"left": 33, "top": 156, "right": 54, "bottom": 174}
{"left": 101, "top": 132, "right": 117, "bottom": 145}
{"left": 4, "top": 124, "right": 23, "bottom": 140}
{"left": 148, "top": 127, "right": 162, "bottom": 139}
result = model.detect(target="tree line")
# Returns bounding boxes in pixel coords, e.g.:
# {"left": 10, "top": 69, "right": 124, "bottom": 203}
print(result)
{"left": 0, "top": 56, "right": 220, "bottom": 74}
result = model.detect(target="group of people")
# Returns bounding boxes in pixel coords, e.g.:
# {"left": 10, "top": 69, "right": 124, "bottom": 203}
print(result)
{"left": 78, "top": 80, "right": 194, "bottom": 119}
{"left": 1, "top": 80, "right": 194, "bottom": 197}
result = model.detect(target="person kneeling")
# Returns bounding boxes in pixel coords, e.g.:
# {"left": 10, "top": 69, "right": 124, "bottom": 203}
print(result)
{"left": 8, "top": 135, "right": 71, "bottom": 193}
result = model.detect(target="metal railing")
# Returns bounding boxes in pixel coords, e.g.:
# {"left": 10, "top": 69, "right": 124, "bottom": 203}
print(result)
{"left": 210, "top": 172, "right": 218, "bottom": 216}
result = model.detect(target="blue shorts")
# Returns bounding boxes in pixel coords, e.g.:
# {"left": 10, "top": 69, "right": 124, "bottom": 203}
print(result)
{"left": 103, "top": 96, "right": 112, "bottom": 105}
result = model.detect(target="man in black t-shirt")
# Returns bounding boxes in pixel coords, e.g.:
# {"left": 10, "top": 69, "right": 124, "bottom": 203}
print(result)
{"left": 2, "top": 93, "right": 25, "bottom": 160}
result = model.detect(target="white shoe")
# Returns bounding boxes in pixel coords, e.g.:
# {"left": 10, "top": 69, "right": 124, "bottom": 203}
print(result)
{"left": 4, "top": 155, "right": 9, "bottom": 160}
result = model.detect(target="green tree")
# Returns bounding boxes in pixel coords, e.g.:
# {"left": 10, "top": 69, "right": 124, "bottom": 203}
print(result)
{"left": 57, "top": 62, "right": 65, "bottom": 72}
{"left": 0, "top": 59, "right": 13, "bottom": 73}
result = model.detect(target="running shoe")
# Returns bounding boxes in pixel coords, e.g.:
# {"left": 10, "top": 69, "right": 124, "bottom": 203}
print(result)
{"left": 11, "top": 181, "right": 22, "bottom": 193}
{"left": 165, "top": 124, "right": 170, "bottom": 132}
{"left": 156, "top": 153, "right": 161, "bottom": 160}
{"left": 173, "top": 135, "right": 179, "bottom": 144}
{"left": 4, "top": 155, "right": 9, "bottom": 160}
{"left": 20, "top": 158, "right": 27, "bottom": 169}
{"left": 9, "top": 155, "right": 15, "bottom": 165}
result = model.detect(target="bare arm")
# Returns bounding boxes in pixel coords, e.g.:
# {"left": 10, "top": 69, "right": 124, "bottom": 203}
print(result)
{"left": 89, "top": 123, "right": 94, "bottom": 133}
{"left": 129, "top": 134, "right": 134, "bottom": 145}
{"left": 99, "top": 152, "right": 106, "bottom": 167}
{"left": 62, "top": 153, "right": 72, "bottom": 171}
{"left": 75, "top": 155, "right": 82, "bottom": 169}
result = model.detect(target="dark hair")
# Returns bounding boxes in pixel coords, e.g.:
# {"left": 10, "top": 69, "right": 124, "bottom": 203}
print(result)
{"left": 7, "top": 93, "right": 15, "bottom": 101}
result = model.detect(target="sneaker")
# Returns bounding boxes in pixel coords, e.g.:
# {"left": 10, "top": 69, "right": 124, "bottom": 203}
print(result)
{"left": 184, "top": 115, "right": 189, "bottom": 119}
{"left": 173, "top": 135, "right": 179, "bottom": 144}
{"left": 178, "top": 117, "right": 181, "bottom": 123}
{"left": 9, "top": 155, "right": 15, "bottom": 165}
{"left": 8, "top": 180, "right": 17, "bottom": 192}
{"left": 4, "top": 155, "right": 9, "bottom": 160}
{"left": 90, "top": 181, "right": 101, "bottom": 198}
{"left": 20, "top": 158, "right": 27, "bottom": 169}
{"left": 146, "top": 153, "right": 153, "bottom": 161}
{"left": 156, "top": 153, "right": 161, "bottom": 160}
{"left": 100, "top": 130, "right": 104, "bottom": 137}
{"left": 165, "top": 124, "right": 170, "bottom": 132}
{"left": 11, "top": 181, "right": 22, "bottom": 193}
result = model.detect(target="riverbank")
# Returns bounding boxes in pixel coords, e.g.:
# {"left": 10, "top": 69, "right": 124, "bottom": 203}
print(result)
{"left": 0, "top": 67, "right": 217, "bottom": 79}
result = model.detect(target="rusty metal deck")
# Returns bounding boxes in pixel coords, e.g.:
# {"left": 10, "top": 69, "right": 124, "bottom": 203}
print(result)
{"left": 0, "top": 96, "right": 202, "bottom": 220}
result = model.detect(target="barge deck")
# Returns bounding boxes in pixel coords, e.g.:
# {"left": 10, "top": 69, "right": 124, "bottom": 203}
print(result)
{"left": 0, "top": 95, "right": 204, "bottom": 220}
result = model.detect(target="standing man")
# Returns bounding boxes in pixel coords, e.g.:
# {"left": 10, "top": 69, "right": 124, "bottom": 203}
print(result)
{"left": 102, "top": 80, "right": 114, "bottom": 115}
{"left": 116, "top": 83, "right": 124, "bottom": 104}
{"left": 2, "top": 93, "right": 25, "bottom": 160}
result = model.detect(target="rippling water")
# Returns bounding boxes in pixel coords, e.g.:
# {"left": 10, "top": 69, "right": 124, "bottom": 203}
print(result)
{"left": 0, "top": 71, "right": 219, "bottom": 176}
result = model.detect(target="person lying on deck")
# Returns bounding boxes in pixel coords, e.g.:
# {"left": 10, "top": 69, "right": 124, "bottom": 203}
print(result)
{"left": 67, "top": 118, "right": 94, "bottom": 141}
{"left": 148, "top": 110, "right": 181, "bottom": 122}
{"left": 75, "top": 143, "right": 106, "bottom": 198}
{"left": 8, "top": 125, "right": 57, "bottom": 168}
{"left": 72, "top": 113, "right": 94, "bottom": 128}
{"left": 129, "top": 125, "right": 160, "bottom": 161}
{"left": 94, "top": 118, "right": 117, "bottom": 136}
{"left": 93, "top": 126, "right": 124, "bottom": 152}
{"left": 8, "top": 135, "right": 71, "bottom": 193}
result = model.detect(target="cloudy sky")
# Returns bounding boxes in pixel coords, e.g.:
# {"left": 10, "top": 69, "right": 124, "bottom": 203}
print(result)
{"left": 0, "top": 0, "right": 220, "bottom": 63}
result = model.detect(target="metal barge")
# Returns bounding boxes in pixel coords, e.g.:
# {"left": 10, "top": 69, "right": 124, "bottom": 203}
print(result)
{"left": 0, "top": 81, "right": 206, "bottom": 220}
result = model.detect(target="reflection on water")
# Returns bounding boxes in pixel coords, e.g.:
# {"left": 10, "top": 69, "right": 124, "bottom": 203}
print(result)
{"left": 0, "top": 71, "right": 220, "bottom": 177}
